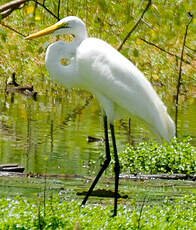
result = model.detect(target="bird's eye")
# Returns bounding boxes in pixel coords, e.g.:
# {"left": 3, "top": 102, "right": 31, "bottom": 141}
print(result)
{"left": 62, "top": 23, "right": 70, "bottom": 29}
{"left": 61, "top": 58, "right": 71, "bottom": 66}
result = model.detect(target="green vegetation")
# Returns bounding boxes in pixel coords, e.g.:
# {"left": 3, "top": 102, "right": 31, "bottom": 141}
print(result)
{"left": 0, "top": 138, "right": 195, "bottom": 229}
{"left": 0, "top": 0, "right": 195, "bottom": 145}
{"left": 0, "top": 1, "right": 195, "bottom": 228}
{"left": 0, "top": 0, "right": 195, "bottom": 98}
{"left": 0, "top": 194, "right": 195, "bottom": 229}
{"left": 118, "top": 137, "right": 196, "bottom": 175}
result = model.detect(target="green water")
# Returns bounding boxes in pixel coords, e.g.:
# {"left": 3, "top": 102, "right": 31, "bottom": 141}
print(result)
{"left": 0, "top": 174, "right": 195, "bottom": 204}
{"left": 0, "top": 90, "right": 195, "bottom": 176}
{"left": 0, "top": 88, "right": 195, "bottom": 203}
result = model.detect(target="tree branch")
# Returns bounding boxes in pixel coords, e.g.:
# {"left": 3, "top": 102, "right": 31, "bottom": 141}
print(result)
{"left": 185, "top": 44, "right": 196, "bottom": 53}
{"left": 57, "top": 0, "right": 61, "bottom": 21}
{"left": 139, "top": 37, "right": 191, "bottom": 65}
{"left": 175, "top": 13, "right": 193, "bottom": 137}
{"left": 1, "top": 8, "right": 15, "bottom": 19}
{"left": 32, "top": 0, "right": 58, "bottom": 20}
{"left": 118, "top": 0, "right": 151, "bottom": 51}
{"left": 0, "top": 0, "right": 29, "bottom": 12}
{"left": 0, "top": 0, "right": 59, "bottom": 37}
{"left": 0, "top": 22, "right": 26, "bottom": 37}
{"left": 0, "top": 0, "right": 29, "bottom": 19}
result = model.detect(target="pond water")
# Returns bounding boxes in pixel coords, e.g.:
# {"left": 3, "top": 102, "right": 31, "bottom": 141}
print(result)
{"left": 0, "top": 89, "right": 195, "bottom": 176}
{"left": 0, "top": 86, "right": 195, "bottom": 206}
{"left": 0, "top": 173, "right": 195, "bottom": 204}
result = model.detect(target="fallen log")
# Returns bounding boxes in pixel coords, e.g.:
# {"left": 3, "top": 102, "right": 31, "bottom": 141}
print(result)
{"left": 0, "top": 163, "right": 18, "bottom": 169}
{"left": 1, "top": 167, "right": 25, "bottom": 173}
{"left": 0, "top": 164, "right": 24, "bottom": 173}
{"left": 120, "top": 174, "right": 196, "bottom": 181}
{"left": 0, "top": 171, "right": 195, "bottom": 181}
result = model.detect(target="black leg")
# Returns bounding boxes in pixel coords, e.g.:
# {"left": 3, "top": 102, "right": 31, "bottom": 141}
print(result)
{"left": 110, "top": 123, "right": 120, "bottom": 217}
{"left": 81, "top": 115, "right": 111, "bottom": 205}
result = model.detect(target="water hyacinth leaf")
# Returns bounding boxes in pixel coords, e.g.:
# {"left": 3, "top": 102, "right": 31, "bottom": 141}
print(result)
{"left": 117, "top": 138, "right": 196, "bottom": 175}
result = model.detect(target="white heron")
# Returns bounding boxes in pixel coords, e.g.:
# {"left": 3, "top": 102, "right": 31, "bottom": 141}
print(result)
{"left": 25, "top": 16, "right": 175, "bottom": 216}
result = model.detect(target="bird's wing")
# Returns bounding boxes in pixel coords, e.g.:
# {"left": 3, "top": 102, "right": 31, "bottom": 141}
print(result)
{"left": 77, "top": 38, "right": 175, "bottom": 141}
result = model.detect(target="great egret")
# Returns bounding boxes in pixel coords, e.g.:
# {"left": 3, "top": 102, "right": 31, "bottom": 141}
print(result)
{"left": 25, "top": 16, "right": 175, "bottom": 216}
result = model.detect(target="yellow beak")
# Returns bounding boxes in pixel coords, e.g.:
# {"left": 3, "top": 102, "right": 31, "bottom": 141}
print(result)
{"left": 25, "top": 22, "right": 65, "bottom": 40}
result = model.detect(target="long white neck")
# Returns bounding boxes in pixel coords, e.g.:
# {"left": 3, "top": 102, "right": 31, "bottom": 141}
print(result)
{"left": 45, "top": 29, "right": 88, "bottom": 88}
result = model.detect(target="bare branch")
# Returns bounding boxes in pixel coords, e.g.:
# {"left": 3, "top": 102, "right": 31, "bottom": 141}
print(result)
{"left": 0, "top": 0, "right": 29, "bottom": 19}
{"left": 141, "top": 18, "right": 153, "bottom": 29}
{"left": 1, "top": 8, "right": 15, "bottom": 19}
{"left": 0, "top": 22, "right": 26, "bottom": 37}
{"left": 185, "top": 44, "right": 196, "bottom": 53}
{"left": 0, "top": 0, "right": 59, "bottom": 37}
{"left": 118, "top": 0, "right": 152, "bottom": 51}
{"left": 175, "top": 13, "right": 193, "bottom": 137}
{"left": 139, "top": 37, "right": 191, "bottom": 65}
{"left": 32, "top": 0, "right": 58, "bottom": 20}
{"left": 0, "top": 0, "right": 29, "bottom": 12}
{"left": 57, "top": 0, "right": 61, "bottom": 20}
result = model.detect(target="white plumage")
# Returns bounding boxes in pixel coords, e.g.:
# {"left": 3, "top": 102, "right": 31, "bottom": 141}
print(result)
{"left": 77, "top": 38, "right": 175, "bottom": 141}
{"left": 38, "top": 16, "right": 175, "bottom": 142}
{"left": 26, "top": 15, "right": 175, "bottom": 216}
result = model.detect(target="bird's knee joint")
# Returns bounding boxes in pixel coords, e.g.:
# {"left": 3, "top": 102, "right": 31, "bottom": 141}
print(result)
{"left": 103, "top": 157, "right": 111, "bottom": 166}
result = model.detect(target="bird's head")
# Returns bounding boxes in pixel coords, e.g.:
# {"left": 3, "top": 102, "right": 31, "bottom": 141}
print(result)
{"left": 25, "top": 16, "right": 87, "bottom": 40}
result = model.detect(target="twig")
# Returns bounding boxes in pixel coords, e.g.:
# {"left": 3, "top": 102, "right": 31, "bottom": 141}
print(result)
{"left": 139, "top": 37, "right": 191, "bottom": 65}
{"left": 175, "top": 13, "right": 193, "bottom": 137}
{"left": 141, "top": 18, "right": 153, "bottom": 29}
{"left": 57, "top": 0, "right": 61, "bottom": 21}
{"left": 185, "top": 44, "right": 196, "bottom": 53}
{"left": 66, "top": 0, "right": 69, "bottom": 16}
{"left": 32, "top": 0, "right": 58, "bottom": 20}
{"left": 0, "top": 22, "right": 26, "bottom": 37}
{"left": 118, "top": 0, "right": 151, "bottom": 51}
{"left": 185, "top": 50, "right": 194, "bottom": 59}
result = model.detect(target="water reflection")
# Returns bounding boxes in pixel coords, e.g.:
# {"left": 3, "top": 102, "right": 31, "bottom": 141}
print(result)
{"left": 0, "top": 90, "right": 195, "bottom": 176}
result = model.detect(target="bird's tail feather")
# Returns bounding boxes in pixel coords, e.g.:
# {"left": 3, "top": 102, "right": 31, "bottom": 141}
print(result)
{"left": 155, "top": 103, "right": 175, "bottom": 142}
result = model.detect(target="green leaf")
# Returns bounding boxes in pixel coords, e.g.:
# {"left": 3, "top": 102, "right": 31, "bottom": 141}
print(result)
{"left": 133, "top": 48, "right": 139, "bottom": 57}
{"left": 0, "top": 28, "right": 7, "bottom": 42}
